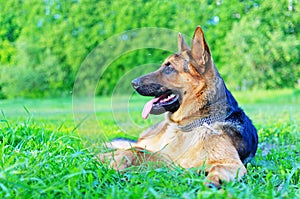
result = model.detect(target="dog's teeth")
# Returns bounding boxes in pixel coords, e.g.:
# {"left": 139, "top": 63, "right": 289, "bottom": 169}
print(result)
{"left": 158, "top": 94, "right": 176, "bottom": 104}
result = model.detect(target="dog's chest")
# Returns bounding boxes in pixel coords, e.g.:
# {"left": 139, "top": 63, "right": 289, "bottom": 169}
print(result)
{"left": 162, "top": 125, "right": 213, "bottom": 167}
{"left": 137, "top": 122, "right": 225, "bottom": 167}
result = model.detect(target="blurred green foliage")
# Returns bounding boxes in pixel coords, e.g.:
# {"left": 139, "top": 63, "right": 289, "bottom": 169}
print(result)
{"left": 0, "top": 0, "right": 299, "bottom": 98}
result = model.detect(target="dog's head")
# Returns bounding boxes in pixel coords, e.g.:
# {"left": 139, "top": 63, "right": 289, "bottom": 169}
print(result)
{"left": 132, "top": 26, "right": 225, "bottom": 121}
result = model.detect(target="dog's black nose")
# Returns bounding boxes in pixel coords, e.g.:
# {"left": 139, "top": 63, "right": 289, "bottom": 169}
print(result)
{"left": 131, "top": 78, "right": 140, "bottom": 89}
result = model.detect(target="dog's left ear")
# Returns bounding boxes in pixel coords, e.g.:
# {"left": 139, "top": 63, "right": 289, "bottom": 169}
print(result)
{"left": 178, "top": 33, "right": 189, "bottom": 52}
{"left": 190, "top": 26, "right": 211, "bottom": 73}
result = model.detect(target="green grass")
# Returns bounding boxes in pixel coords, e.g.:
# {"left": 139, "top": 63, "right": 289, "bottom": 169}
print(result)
{"left": 0, "top": 89, "right": 299, "bottom": 198}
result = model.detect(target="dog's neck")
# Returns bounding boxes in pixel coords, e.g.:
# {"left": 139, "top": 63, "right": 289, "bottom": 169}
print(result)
{"left": 165, "top": 60, "right": 232, "bottom": 128}
{"left": 168, "top": 79, "right": 229, "bottom": 128}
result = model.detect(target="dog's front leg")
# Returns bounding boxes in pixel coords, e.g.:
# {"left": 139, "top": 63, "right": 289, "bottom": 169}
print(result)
{"left": 200, "top": 130, "right": 247, "bottom": 188}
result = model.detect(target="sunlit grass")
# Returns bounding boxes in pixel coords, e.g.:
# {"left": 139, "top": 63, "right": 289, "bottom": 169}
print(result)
{"left": 0, "top": 89, "right": 299, "bottom": 198}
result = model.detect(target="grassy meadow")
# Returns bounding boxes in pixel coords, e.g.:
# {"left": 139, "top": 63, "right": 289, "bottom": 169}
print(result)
{"left": 0, "top": 89, "right": 299, "bottom": 198}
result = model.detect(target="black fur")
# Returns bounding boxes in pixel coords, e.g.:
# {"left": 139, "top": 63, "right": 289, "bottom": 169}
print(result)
{"left": 224, "top": 87, "right": 258, "bottom": 164}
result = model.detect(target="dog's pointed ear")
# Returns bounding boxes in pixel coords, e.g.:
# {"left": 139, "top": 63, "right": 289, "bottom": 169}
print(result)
{"left": 178, "top": 33, "right": 189, "bottom": 52}
{"left": 191, "top": 26, "right": 211, "bottom": 68}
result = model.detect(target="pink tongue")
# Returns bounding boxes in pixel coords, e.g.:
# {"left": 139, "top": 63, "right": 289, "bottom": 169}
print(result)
{"left": 142, "top": 97, "right": 160, "bottom": 119}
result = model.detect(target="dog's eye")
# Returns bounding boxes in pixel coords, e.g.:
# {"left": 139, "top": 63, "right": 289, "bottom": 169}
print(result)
{"left": 163, "top": 63, "right": 176, "bottom": 75}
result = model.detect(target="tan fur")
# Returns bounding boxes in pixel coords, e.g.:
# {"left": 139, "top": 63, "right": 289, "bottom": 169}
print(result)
{"left": 98, "top": 27, "right": 247, "bottom": 187}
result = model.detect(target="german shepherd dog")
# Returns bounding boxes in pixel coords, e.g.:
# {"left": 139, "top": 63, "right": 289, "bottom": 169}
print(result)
{"left": 99, "top": 26, "right": 258, "bottom": 187}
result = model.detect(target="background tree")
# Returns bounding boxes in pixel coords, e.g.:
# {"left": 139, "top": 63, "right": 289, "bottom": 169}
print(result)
{"left": 220, "top": 0, "right": 299, "bottom": 90}
{"left": 0, "top": 0, "right": 299, "bottom": 98}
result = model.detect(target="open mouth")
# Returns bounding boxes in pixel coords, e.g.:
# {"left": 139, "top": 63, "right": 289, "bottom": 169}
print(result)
{"left": 142, "top": 91, "right": 180, "bottom": 119}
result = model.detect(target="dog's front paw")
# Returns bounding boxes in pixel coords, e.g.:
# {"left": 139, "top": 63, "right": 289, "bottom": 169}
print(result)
{"left": 204, "top": 174, "right": 222, "bottom": 188}
{"left": 97, "top": 150, "right": 136, "bottom": 171}
{"left": 204, "top": 162, "right": 246, "bottom": 188}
